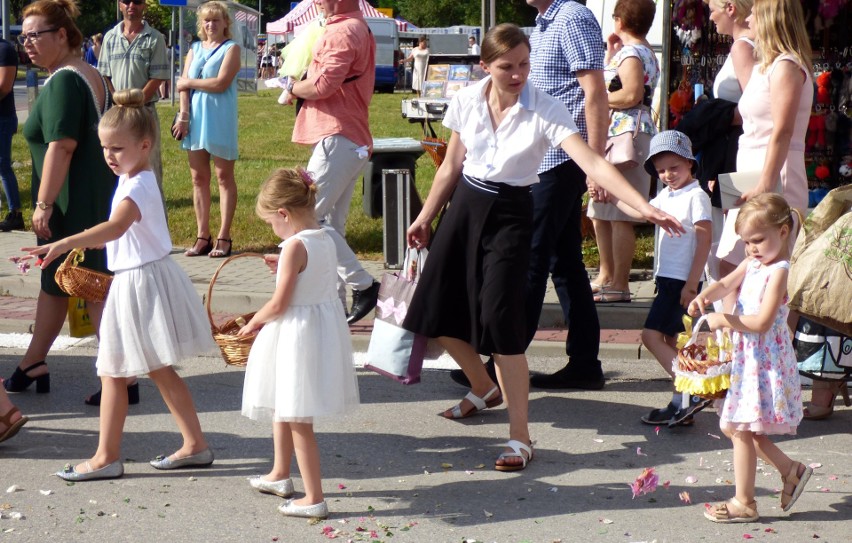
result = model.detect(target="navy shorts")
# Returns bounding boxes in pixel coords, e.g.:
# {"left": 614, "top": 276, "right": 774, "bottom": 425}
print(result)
{"left": 643, "top": 276, "right": 702, "bottom": 338}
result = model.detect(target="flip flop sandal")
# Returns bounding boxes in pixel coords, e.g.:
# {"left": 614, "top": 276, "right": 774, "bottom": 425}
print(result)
{"left": 781, "top": 461, "right": 813, "bottom": 511}
{"left": 441, "top": 386, "right": 502, "bottom": 419}
{"left": 703, "top": 498, "right": 759, "bottom": 523}
{"left": 495, "top": 439, "right": 533, "bottom": 472}
{"left": 593, "top": 289, "right": 631, "bottom": 303}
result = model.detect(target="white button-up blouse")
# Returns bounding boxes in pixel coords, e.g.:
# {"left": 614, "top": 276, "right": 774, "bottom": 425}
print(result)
{"left": 442, "top": 76, "right": 578, "bottom": 187}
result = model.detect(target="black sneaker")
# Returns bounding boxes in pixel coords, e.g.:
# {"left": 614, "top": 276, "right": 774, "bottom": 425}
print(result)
{"left": 669, "top": 396, "right": 713, "bottom": 427}
{"left": 0, "top": 211, "right": 24, "bottom": 232}
{"left": 640, "top": 402, "right": 680, "bottom": 425}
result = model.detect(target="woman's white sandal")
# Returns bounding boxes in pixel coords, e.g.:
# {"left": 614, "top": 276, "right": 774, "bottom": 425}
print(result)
{"left": 495, "top": 439, "right": 533, "bottom": 472}
{"left": 441, "top": 385, "right": 502, "bottom": 419}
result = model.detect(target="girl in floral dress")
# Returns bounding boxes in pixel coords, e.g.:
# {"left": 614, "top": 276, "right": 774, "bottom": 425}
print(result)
{"left": 687, "top": 193, "right": 811, "bottom": 523}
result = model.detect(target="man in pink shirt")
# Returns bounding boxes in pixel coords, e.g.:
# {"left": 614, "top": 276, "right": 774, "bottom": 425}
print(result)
{"left": 286, "top": 0, "right": 379, "bottom": 323}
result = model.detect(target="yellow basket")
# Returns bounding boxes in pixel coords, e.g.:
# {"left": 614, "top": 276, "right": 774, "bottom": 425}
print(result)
{"left": 54, "top": 248, "right": 113, "bottom": 303}
{"left": 206, "top": 252, "right": 265, "bottom": 367}
{"left": 673, "top": 316, "right": 732, "bottom": 400}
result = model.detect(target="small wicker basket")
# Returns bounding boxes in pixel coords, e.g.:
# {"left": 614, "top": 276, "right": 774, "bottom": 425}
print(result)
{"left": 206, "top": 252, "right": 265, "bottom": 367}
{"left": 673, "top": 315, "right": 732, "bottom": 400}
{"left": 54, "top": 248, "right": 113, "bottom": 303}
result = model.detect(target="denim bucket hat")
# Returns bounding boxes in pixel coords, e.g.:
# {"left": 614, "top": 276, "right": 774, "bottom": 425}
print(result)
{"left": 644, "top": 130, "right": 697, "bottom": 177}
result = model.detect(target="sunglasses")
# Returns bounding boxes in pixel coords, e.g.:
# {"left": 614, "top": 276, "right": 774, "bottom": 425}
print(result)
{"left": 120, "top": 0, "right": 145, "bottom": 5}
{"left": 17, "top": 28, "right": 58, "bottom": 45}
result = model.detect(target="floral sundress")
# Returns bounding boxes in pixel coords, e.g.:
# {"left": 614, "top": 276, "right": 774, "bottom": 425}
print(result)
{"left": 719, "top": 259, "right": 803, "bottom": 435}
{"left": 606, "top": 44, "right": 659, "bottom": 137}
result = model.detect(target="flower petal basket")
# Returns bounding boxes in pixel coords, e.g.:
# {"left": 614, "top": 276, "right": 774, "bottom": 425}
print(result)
{"left": 206, "top": 252, "right": 265, "bottom": 367}
{"left": 673, "top": 315, "right": 733, "bottom": 400}
{"left": 54, "top": 248, "right": 113, "bottom": 303}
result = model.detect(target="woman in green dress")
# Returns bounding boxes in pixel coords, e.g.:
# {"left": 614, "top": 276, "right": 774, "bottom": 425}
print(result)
{"left": 4, "top": 0, "right": 116, "bottom": 396}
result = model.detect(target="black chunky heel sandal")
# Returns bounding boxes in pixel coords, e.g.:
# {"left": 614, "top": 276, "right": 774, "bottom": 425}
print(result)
{"left": 4, "top": 361, "right": 50, "bottom": 393}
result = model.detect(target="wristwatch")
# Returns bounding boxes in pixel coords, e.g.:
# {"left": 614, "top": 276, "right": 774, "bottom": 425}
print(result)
{"left": 36, "top": 201, "right": 53, "bottom": 210}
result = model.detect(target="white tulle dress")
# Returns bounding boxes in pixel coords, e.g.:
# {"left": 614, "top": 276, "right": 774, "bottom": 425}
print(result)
{"left": 241, "top": 228, "right": 359, "bottom": 423}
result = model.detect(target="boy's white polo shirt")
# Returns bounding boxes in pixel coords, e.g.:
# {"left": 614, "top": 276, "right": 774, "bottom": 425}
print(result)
{"left": 649, "top": 180, "right": 712, "bottom": 281}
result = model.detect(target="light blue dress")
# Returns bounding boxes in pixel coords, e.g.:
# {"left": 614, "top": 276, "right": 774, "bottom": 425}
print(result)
{"left": 182, "top": 40, "right": 238, "bottom": 160}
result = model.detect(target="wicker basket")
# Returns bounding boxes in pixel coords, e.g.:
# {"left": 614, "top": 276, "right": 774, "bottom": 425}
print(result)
{"left": 206, "top": 252, "right": 265, "bottom": 367}
{"left": 673, "top": 315, "right": 732, "bottom": 400}
{"left": 421, "top": 137, "right": 447, "bottom": 167}
{"left": 54, "top": 248, "right": 113, "bottom": 303}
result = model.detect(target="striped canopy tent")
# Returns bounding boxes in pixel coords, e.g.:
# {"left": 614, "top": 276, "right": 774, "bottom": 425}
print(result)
{"left": 266, "top": 0, "right": 407, "bottom": 34}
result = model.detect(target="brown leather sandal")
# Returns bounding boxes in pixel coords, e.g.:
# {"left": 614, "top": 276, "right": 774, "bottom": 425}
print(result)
{"left": 0, "top": 406, "right": 28, "bottom": 444}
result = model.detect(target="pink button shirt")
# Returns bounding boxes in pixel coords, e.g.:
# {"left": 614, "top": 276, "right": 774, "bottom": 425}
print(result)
{"left": 292, "top": 10, "right": 375, "bottom": 149}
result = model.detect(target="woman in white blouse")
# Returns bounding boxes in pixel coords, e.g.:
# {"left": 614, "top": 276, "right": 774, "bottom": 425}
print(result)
{"left": 403, "top": 24, "right": 683, "bottom": 472}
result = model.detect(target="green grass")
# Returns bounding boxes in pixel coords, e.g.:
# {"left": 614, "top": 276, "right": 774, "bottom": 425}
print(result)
{"left": 11, "top": 89, "right": 653, "bottom": 267}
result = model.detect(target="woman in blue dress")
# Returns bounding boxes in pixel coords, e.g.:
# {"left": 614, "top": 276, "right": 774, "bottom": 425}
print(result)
{"left": 172, "top": 0, "right": 240, "bottom": 258}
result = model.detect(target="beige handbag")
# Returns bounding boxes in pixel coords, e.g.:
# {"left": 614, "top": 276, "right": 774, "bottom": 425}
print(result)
{"left": 788, "top": 185, "right": 852, "bottom": 336}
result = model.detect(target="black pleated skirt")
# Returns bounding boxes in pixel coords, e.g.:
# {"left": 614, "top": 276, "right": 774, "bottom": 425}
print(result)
{"left": 403, "top": 175, "right": 533, "bottom": 355}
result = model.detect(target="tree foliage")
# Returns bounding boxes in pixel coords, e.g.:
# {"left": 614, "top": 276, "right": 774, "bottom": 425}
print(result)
{"left": 395, "top": 0, "right": 535, "bottom": 28}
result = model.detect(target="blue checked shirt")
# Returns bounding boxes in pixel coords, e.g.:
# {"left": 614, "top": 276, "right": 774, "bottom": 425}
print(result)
{"left": 530, "top": 0, "right": 605, "bottom": 173}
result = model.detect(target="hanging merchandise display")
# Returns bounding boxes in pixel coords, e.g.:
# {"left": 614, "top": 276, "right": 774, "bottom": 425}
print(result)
{"left": 663, "top": 0, "right": 852, "bottom": 205}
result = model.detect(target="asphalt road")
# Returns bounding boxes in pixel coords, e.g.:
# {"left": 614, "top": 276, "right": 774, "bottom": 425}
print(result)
{"left": 1, "top": 340, "right": 849, "bottom": 543}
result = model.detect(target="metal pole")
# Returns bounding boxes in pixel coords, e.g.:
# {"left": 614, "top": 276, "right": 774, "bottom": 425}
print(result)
{"left": 258, "top": 0, "right": 262, "bottom": 34}
{"left": 1, "top": 0, "right": 9, "bottom": 40}
{"left": 170, "top": 7, "right": 176, "bottom": 107}
{"left": 489, "top": 0, "right": 495, "bottom": 31}
{"left": 178, "top": 7, "right": 184, "bottom": 88}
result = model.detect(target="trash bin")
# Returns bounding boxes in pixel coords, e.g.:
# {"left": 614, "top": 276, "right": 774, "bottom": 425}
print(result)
{"left": 362, "top": 137, "right": 425, "bottom": 219}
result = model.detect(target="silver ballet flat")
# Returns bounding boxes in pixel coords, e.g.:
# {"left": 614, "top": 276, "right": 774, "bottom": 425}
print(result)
{"left": 56, "top": 460, "right": 124, "bottom": 482}
{"left": 149, "top": 448, "right": 214, "bottom": 470}
{"left": 249, "top": 476, "right": 294, "bottom": 498}
{"left": 277, "top": 499, "right": 329, "bottom": 519}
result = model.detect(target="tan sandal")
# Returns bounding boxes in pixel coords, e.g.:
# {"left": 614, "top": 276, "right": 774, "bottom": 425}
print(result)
{"left": 441, "top": 386, "right": 502, "bottom": 419}
{"left": 781, "top": 461, "right": 812, "bottom": 512}
{"left": 593, "top": 288, "right": 631, "bottom": 303}
{"left": 0, "top": 406, "right": 28, "bottom": 444}
{"left": 704, "top": 497, "right": 759, "bottom": 523}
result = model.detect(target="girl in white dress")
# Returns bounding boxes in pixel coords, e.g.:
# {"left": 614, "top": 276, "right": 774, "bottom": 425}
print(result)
{"left": 239, "top": 168, "right": 359, "bottom": 520}
{"left": 688, "top": 194, "right": 810, "bottom": 523}
{"left": 25, "top": 89, "right": 217, "bottom": 481}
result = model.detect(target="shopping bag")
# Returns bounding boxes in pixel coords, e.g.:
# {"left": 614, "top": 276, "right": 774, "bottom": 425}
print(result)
{"left": 788, "top": 185, "right": 852, "bottom": 336}
{"left": 67, "top": 296, "right": 96, "bottom": 338}
{"left": 365, "top": 249, "right": 428, "bottom": 384}
{"left": 795, "top": 317, "right": 852, "bottom": 378}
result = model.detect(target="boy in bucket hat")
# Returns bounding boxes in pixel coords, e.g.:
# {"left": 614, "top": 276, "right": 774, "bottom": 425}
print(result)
{"left": 639, "top": 130, "right": 714, "bottom": 427}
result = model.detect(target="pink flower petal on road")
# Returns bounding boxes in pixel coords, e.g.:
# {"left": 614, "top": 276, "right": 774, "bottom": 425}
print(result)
{"left": 337, "top": 483, "right": 346, "bottom": 489}
{"left": 685, "top": 475, "right": 698, "bottom": 484}
{"left": 637, "top": 447, "right": 647, "bottom": 456}
{"left": 663, "top": 480, "right": 671, "bottom": 489}
{"left": 678, "top": 491, "right": 692, "bottom": 504}
{"left": 707, "top": 433, "right": 721, "bottom": 439}
{"left": 828, "top": 475, "right": 838, "bottom": 480}
{"left": 743, "top": 534, "right": 754, "bottom": 539}
{"left": 809, "top": 463, "right": 822, "bottom": 469}
{"left": 655, "top": 426, "right": 661, "bottom": 435}
{"left": 630, "top": 467, "right": 659, "bottom": 499}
